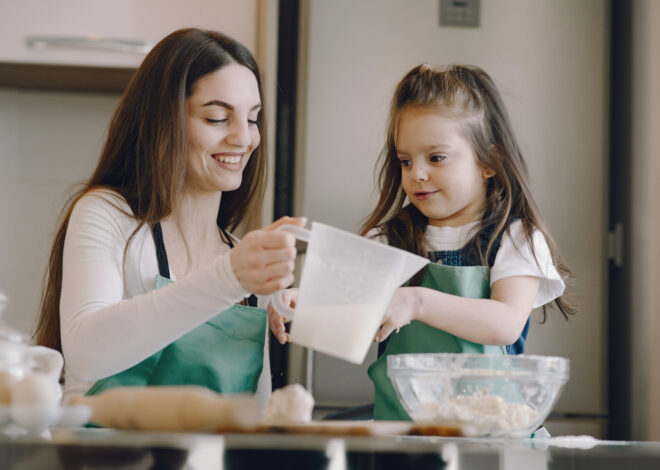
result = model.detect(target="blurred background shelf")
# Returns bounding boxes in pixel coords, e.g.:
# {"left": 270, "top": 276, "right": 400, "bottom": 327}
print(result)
{"left": 0, "top": 62, "right": 135, "bottom": 94}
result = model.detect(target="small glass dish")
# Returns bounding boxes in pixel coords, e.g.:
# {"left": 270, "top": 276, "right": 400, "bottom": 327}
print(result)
{"left": 1, "top": 404, "right": 92, "bottom": 433}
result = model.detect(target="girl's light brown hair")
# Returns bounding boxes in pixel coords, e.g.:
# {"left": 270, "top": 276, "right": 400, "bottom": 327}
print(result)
{"left": 361, "top": 64, "right": 575, "bottom": 319}
{"left": 34, "top": 28, "right": 268, "bottom": 351}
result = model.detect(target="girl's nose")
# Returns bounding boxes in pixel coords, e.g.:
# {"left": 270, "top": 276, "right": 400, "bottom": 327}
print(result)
{"left": 412, "top": 164, "right": 429, "bottom": 182}
{"left": 227, "top": 119, "right": 251, "bottom": 147}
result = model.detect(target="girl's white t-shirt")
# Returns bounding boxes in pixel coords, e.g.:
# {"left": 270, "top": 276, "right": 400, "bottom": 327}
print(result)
{"left": 369, "top": 220, "right": 565, "bottom": 308}
{"left": 59, "top": 189, "right": 271, "bottom": 404}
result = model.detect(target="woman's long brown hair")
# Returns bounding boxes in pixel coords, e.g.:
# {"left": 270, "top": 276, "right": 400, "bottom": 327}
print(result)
{"left": 361, "top": 64, "right": 576, "bottom": 320}
{"left": 34, "top": 28, "right": 268, "bottom": 351}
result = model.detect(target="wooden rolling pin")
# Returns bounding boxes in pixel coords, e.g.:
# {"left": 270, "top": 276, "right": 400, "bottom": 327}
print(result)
{"left": 69, "top": 386, "right": 260, "bottom": 432}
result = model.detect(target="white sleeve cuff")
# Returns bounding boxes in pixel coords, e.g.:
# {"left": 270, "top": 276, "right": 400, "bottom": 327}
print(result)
{"left": 217, "top": 251, "right": 251, "bottom": 300}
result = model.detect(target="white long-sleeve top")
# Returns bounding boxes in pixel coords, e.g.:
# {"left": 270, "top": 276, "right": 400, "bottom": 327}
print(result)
{"left": 59, "top": 189, "right": 271, "bottom": 404}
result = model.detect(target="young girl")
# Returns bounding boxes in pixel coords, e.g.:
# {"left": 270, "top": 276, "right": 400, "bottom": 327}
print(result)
{"left": 33, "top": 28, "right": 303, "bottom": 406}
{"left": 363, "top": 64, "right": 574, "bottom": 421}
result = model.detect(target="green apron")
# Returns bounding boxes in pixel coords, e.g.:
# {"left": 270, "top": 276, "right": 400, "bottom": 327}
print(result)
{"left": 368, "top": 263, "right": 506, "bottom": 420}
{"left": 86, "top": 274, "right": 267, "bottom": 396}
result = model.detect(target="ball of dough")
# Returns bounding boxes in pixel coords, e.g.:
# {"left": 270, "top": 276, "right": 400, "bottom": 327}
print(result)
{"left": 263, "top": 383, "right": 314, "bottom": 424}
{"left": 0, "top": 371, "right": 19, "bottom": 404}
{"left": 10, "top": 373, "right": 61, "bottom": 407}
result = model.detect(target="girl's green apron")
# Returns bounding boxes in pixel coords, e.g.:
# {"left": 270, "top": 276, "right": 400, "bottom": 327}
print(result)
{"left": 368, "top": 263, "right": 506, "bottom": 420}
{"left": 86, "top": 224, "right": 266, "bottom": 397}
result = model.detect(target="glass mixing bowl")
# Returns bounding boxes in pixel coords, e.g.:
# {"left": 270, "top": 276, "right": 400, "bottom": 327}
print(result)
{"left": 387, "top": 353, "right": 569, "bottom": 437}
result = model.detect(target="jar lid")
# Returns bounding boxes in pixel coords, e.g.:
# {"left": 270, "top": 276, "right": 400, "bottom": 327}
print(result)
{"left": 0, "top": 292, "right": 29, "bottom": 345}
{"left": 0, "top": 325, "right": 29, "bottom": 345}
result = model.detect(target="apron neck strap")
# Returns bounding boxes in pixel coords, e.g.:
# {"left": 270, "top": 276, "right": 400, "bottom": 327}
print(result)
{"left": 151, "top": 222, "right": 170, "bottom": 279}
{"left": 150, "top": 222, "right": 235, "bottom": 280}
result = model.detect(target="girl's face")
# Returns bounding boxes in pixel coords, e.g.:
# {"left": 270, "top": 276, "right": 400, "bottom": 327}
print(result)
{"left": 395, "top": 106, "right": 493, "bottom": 227}
{"left": 185, "top": 63, "right": 261, "bottom": 193}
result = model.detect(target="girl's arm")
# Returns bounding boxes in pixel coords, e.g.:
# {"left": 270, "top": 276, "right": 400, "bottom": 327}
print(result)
{"left": 376, "top": 275, "right": 540, "bottom": 345}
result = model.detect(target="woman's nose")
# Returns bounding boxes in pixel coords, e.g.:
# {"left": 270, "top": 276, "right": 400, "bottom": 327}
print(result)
{"left": 227, "top": 119, "right": 251, "bottom": 147}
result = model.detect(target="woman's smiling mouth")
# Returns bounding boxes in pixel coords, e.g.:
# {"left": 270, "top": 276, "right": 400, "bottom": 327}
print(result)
{"left": 211, "top": 153, "right": 244, "bottom": 170}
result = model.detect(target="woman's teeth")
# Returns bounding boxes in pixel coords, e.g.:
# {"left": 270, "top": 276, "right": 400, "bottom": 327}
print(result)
{"left": 214, "top": 155, "right": 241, "bottom": 164}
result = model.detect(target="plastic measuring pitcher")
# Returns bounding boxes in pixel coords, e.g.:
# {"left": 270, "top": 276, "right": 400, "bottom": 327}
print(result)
{"left": 270, "top": 223, "right": 429, "bottom": 364}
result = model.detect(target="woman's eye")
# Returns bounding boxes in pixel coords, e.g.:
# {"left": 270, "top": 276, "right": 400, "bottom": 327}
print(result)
{"left": 248, "top": 119, "right": 258, "bottom": 125}
{"left": 206, "top": 118, "right": 228, "bottom": 124}
{"left": 430, "top": 154, "right": 446, "bottom": 163}
{"left": 399, "top": 159, "right": 411, "bottom": 167}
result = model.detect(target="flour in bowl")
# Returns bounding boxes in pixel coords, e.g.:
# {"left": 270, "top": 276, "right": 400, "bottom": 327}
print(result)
{"left": 422, "top": 390, "right": 537, "bottom": 435}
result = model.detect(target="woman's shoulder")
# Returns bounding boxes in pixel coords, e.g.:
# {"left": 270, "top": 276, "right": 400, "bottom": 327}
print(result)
{"left": 76, "top": 188, "right": 130, "bottom": 210}
{"left": 72, "top": 188, "right": 133, "bottom": 220}
{"left": 69, "top": 188, "right": 140, "bottom": 237}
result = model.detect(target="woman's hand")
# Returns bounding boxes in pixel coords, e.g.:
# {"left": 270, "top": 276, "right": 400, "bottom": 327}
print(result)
{"left": 375, "top": 287, "right": 420, "bottom": 342}
{"left": 267, "top": 288, "right": 298, "bottom": 344}
{"left": 230, "top": 216, "right": 306, "bottom": 295}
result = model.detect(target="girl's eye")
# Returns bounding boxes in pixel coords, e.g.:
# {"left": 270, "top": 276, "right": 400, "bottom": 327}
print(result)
{"left": 248, "top": 119, "right": 258, "bottom": 125}
{"left": 399, "top": 159, "right": 411, "bottom": 167}
{"left": 430, "top": 154, "right": 446, "bottom": 163}
{"left": 206, "top": 118, "right": 227, "bottom": 124}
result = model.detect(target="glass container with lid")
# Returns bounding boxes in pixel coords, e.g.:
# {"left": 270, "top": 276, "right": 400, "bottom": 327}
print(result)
{"left": 0, "top": 292, "right": 63, "bottom": 383}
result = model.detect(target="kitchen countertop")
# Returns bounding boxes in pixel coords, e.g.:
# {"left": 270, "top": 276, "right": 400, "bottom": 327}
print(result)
{"left": 1, "top": 427, "right": 659, "bottom": 469}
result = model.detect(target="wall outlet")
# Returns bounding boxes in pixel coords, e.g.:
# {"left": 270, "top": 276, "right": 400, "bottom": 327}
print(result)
{"left": 440, "top": 0, "right": 480, "bottom": 28}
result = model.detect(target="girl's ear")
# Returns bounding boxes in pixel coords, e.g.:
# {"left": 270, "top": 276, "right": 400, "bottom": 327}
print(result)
{"left": 482, "top": 166, "right": 496, "bottom": 179}
{"left": 482, "top": 143, "right": 501, "bottom": 179}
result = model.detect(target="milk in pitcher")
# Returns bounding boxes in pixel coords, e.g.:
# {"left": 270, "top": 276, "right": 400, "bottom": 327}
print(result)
{"left": 289, "top": 302, "right": 386, "bottom": 364}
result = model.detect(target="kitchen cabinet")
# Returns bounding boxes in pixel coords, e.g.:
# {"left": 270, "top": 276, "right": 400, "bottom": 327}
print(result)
{"left": 0, "top": 0, "right": 259, "bottom": 92}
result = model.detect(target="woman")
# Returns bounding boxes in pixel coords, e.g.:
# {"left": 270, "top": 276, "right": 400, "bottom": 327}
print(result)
{"left": 34, "top": 28, "right": 303, "bottom": 406}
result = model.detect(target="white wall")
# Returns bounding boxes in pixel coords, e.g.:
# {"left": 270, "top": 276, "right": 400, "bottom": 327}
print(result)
{"left": 297, "top": 0, "right": 608, "bottom": 436}
{"left": 0, "top": 90, "right": 119, "bottom": 333}
{"left": 631, "top": 0, "right": 660, "bottom": 441}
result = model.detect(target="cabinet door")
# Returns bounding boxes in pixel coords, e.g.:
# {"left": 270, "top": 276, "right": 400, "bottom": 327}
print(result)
{"left": 0, "top": 0, "right": 258, "bottom": 67}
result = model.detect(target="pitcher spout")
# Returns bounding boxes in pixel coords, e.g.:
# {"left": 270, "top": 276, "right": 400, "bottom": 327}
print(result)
{"left": 397, "top": 252, "right": 430, "bottom": 286}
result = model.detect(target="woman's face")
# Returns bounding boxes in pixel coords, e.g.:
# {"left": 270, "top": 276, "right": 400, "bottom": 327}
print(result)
{"left": 185, "top": 63, "right": 261, "bottom": 193}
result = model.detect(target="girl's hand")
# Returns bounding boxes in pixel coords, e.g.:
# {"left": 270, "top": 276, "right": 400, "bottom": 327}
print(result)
{"left": 267, "top": 288, "right": 298, "bottom": 344}
{"left": 375, "top": 287, "right": 420, "bottom": 342}
{"left": 230, "top": 216, "right": 306, "bottom": 295}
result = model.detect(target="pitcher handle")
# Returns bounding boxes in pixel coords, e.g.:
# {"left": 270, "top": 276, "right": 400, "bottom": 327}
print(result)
{"left": 275, "top": 224, "right": 311, "bottom": 243}
{"left": 269, "top": 288, "right": 298, "bottom": 320}
{"left": 267, "top": 224, "right": 310, "bottom": 319}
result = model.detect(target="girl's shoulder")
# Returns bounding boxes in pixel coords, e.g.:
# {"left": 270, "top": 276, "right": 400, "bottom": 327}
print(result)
{"left": 500, "top": 219, "right": 547, "bottom": 254}
{"left": 493, "top": 220, "right": 565, "bottom": 306}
